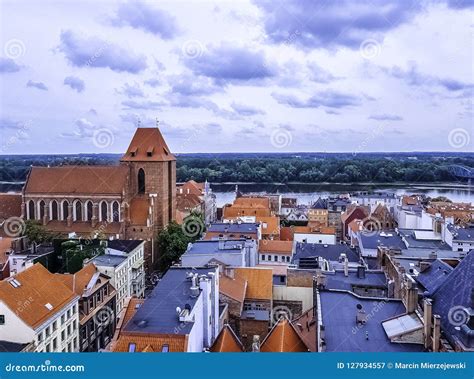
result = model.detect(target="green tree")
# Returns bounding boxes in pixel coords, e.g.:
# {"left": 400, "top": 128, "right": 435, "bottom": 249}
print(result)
{"left": 156, "top": 221, "right": 195, "bottom": 272}
{"left": 23, "top": 220, "right": 61, "bottom": 243}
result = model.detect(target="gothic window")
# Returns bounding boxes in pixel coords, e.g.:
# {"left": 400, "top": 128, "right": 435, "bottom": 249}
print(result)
{"left": 112, "top": 201, "right": 120, "bottom": 222}
{"left": 138, "top": 168, "right": 145, "bottom": 194}
{"left": 51, "top": 200, "right": 58, "bottom": 220}
{"left": 74, "top": 200, "right": 83, "bottom": 221}
{"left": 86, "top": 201, "right": 93, "bottom": 221}
{"left": 28, "top": 200, "right": 35, "bottom": 220}
{"left": 62, "top": 201, "right": 69, "bottom": 220}
{"left": 39, "top": 200, "right": 46, "bottom": 220}
{"left": 100, "top": 201, "right": 108, "bottom": 222}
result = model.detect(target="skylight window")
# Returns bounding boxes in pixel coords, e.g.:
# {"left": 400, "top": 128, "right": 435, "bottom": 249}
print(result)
{"left": 128, "top": 343, "right": 136, "bottom": 352}
{"left": 8, "top": 279, "right": 21, "bottom": 288}
{"left": 45, "top": 303, "right": 53, "bottom": 310}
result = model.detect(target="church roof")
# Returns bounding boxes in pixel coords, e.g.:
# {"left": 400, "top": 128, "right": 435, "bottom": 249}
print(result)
{"left": 260, "top": 317, "right": 309, "bottom": 352}
{"left": 24, "top": 166, "right": 128, "bottom": 195}
{"left": 210, "top": 324, "right": 244, "bottom": 352}
{"left": 121, "top": 128, "right": 175, "bottom": 162}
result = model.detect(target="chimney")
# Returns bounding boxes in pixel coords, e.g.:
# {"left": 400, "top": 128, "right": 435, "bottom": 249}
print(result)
{"left": 404, "top": 277, "right": 418, "bottom": 313}
{"left": 423, "top": 299, "right": 433, "bottom": 349}
{"left": 190, "top": 274, "right": 200, "bottom": 298}
{"left": 432, "top": 315, "right": 441, "bottom": 352}
{"left": 344, "top": 258, "right": 349, "bottom": 277}
{"left": 218, "top": 239, "right": 225, "bottom": 250}
{"left": 251, "top": 335, "right": 260, "bottom": 352}
{"left": 357, "top": 265, "right": 366, "bottom": 279}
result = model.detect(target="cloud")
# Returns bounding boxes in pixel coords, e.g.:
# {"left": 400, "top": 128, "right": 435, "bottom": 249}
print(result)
{"left": 144, "top": 78, "right": 161, "bottom": 87}
{"left": 254, "top": 0, "right": 423, "bottom": 49}
{"left": 118, "top": 82, "right": 145, "bottom": 98}
{"left": 121, "top": 99, "right": 165, "bottom": 110}
{"left": 231, "top": 102, "right": 266, "bottom": 116}
{"left": 183, "top": 43, "right": 276, "bottom": 83}
{"left": 0, "top": 117, "right": 24, "bottom": 129}
{"left": 63, "top": 75, "right": 85, "bottom": 92}
{"left": 0, "top": 57, "right": 21, "bottom": 73}
{"left": 110, "top": 1, "right": 179, "bottom": 39}
{"left": 369, "top": 114, "right": 403, "bottom": 121}
{"left": 446, "top": 0, "right": 474, "bottom": 9}
{"left": 273, "top": 90, "right": 362, "bottom": 109}
{"left": 26, "top": 80, "right": 48, "bottom": 91}
{"left": 386, "top": 62, "right": 473, "bottom": 92}
{"left": 58, "top": 30, "right": 147, "bottom": 73}
{"left": 168, "top": 73, "right": 223, "bottom": 96}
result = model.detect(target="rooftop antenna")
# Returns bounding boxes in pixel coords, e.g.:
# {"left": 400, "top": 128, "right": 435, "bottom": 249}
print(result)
{"left": 136, "top": 116, "right": 141, "bottom": 128}
{"left": 156, "top": 117, "right": 160, "bottom": 128}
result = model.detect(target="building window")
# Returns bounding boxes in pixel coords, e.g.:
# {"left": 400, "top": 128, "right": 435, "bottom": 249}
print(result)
{"left": 74, "top": 200, "right": 83, "bottom": 221}
{"left": 39, "top": 200, "right": 46, "bottom": 220}
{"left": 62, "top": 200, "right": 69, "bottom": 220}
{"left": 261, "top": 255, "right": 265, "bottom": 261}
{"left": 128, "top": 343, "right": 136, "bottom": 352}
{"left": 51, "top": 200, "right": 59, "bottom": 220}
{"left": 112, "top": 201, "right": 120, "bottom": 222}
{"left": 138, "top": 168, "right": 145, "bottom": 194}
{"left": 86, "top": 201, "right": 93, "bottom": 221}
{"left": 100, "top": 201, "right": 108, "bottom": 222}
{"left": 0, "top": 315, "right": 4, "bottom": 325}
{"left": 28, "top": 200, "right": 35, "bottom": 220}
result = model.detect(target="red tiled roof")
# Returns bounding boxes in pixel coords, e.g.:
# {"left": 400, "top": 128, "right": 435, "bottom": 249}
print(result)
{"left": 259, "top": 240, "right": 292, "bottom": 254}
{"left": 0, "top": 193, "right": 22, "bottom": 221}
{"left": 260, "top": 317, "right": 309, "bottom": 352}
{"left": 219, "top": 274, "right": 247, "bottom": 303}
{"left": 234, "top": 267, "right": 273, "bottom": 301}
{"left": 0, "top": 263, "right": 77, "bottom": 329}
{"left": 210, "top": 324, "right": 244, "bottom": 352}
{"left": 121, "top": 128, "right": 175, "bottom": 162}
{"left": 24, "top": 166, "right": 128, "bottom": 195}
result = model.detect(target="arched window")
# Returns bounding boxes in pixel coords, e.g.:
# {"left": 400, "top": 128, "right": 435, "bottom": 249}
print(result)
{"left": 74, "top": 200, "right": 82, "bottom": 221}
{"left": 86, "top": 201, "right": 93, "bottom": 221}
{"left": 112, "top": 201, "right": 120, "bottom": 222}
{"left": 28, "top": 200, "right": 35, "bottom": 220}
{"left": 101, "top": 201, "right": 108, "bottom": 222}
{"left": 51, "top": 200, "right": 58, "bottom": 220}
{"left": 62, "top": 200, "right": 69, "bottom": 220}
{"left": 138, "top": 168, "right": 145, "bottom": 194}
{"left": 39, "top": 200, "right": 46, "bottom": 220}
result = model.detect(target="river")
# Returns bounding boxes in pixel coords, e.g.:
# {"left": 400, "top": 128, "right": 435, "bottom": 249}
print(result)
{"left": 211, "top": 183, "right": 473, "bottom": 207}
{"left": 1, "top": 181, "right": 472, "bottom": 207}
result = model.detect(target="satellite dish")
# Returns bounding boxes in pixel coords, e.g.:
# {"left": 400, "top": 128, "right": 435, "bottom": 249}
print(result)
{"left": 356, "top": 304, "right": 363, "bottom": 310}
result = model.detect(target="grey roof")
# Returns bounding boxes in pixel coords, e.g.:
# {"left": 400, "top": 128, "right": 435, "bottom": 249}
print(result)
{"left": 447, "top": 224, "right": 474, "bottom": 242}
{"left": 185, "top": 239, "right": 246, "bottom": 255}
{"left": 207, "top": 222, "right": 259, "bottom": 234}
{"left": 311, "top": 197, "right": 327, "bottom": 209}
{"left": 293, "top": 242, "right": 359, "bottom": 264}
{"left": 320, "top": 291, "right": 423, "bottom": 352}
{"left": 91, "top": 253, "right": 127, "bottom": 268}
{"left": 415, "top": 260, "right": 453, "bottom": 295}
{"left": 124, "top": 267, "right": 218, "bottom": 335}
{"left": 324, "top": 271, "right": 387, "bottom": 291}
{"left": 359, "top": 231, "right": 406, "bottom": 250}
{"left": 107, "top": 240, "right": 143, "bottom": 253}
{"left": 399, "top": 229, "right": 450, "bottom": 250}
{"left": 354, "top": 192, "right": 397, "bottom": 199}
{"left": 431, "top": 251, "right": 474, "bottom": 349}
{"left": 0, "top": 340, "right": 28, "bottom": 352}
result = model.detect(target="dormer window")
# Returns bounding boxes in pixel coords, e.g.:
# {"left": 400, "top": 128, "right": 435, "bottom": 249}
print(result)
{"left": 147, "top": 146, "right": 154, "bottom": 157}
{"left": 130, "top": 147, "right": 138, "bottom": 157}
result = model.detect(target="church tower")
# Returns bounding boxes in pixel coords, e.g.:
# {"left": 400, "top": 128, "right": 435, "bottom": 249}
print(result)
{"left": 120, "top": 127, "right": 176, "bottom": 245}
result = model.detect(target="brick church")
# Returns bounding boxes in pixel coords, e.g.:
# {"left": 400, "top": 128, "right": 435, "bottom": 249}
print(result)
{"left": 21, "top": 128, "right": 176, "bottom": 269}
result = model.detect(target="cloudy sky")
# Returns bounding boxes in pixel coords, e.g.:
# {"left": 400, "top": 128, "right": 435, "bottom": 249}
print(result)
{"left": 0, "top": 0, "right": 472, "bottom": 154}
